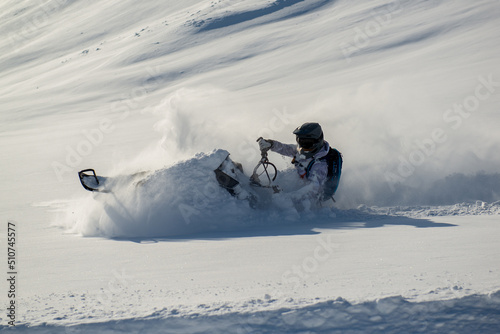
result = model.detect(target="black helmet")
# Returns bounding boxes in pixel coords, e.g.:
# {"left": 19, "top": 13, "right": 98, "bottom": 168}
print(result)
{"left": 293, "top": 122, "right": 324, "bottom": 157}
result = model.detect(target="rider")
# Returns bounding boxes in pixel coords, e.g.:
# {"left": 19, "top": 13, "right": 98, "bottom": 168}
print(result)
{"left": 258, "top": 122, "right": 342, "bottom": 209}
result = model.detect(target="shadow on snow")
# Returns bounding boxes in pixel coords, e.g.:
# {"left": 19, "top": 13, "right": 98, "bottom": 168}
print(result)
{"left": 111, "top": 209, "right": 457, "bottom": 244}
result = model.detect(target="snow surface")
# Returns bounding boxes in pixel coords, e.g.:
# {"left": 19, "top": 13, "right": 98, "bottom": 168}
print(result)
{"left": 1, "top": 0, "right": 500, "bottom": 332}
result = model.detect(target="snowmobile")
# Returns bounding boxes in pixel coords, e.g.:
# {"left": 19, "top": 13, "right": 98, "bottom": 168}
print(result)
{"left": 78, "top": 139, "right": 341, "bottom": 207}
{"left": 77, "top": 148, "right": 280, "bottom": 208}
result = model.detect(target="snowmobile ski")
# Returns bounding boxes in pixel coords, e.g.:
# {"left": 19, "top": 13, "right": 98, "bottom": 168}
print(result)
{"left": 78, "top": 169, "right": 151, "bottom": 193}
{"left": 78, "top": 169, "right": 110, "bottom": 192}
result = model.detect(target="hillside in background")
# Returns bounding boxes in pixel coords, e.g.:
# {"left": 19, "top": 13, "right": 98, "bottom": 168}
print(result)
{"left": 1, "top": 0, "right": 499, "bottom": 332}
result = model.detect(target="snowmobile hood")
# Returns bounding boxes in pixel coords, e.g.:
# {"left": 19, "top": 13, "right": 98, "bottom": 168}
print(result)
{"left": 198, "top": 149, "right": 232, "bottom": 170}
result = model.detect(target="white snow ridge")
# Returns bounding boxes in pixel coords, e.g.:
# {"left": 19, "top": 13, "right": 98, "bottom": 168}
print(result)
{"left": 1, "top": 0, "right": 500, "bottom": 333}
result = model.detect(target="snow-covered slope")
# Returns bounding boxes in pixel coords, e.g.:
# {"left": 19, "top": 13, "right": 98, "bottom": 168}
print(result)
{"left": 1, "top": 0, "right": 500, "bottom": 332}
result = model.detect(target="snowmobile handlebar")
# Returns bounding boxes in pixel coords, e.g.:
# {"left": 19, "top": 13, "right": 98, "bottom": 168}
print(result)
{"left": 251, "top": 137, "right": 279, "bottom": 191}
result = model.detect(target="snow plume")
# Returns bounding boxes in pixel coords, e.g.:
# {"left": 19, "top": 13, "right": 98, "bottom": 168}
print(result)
{"left": 60, "top": 150, "right": 316, "bottom": 238}
{"left": 153, "top": 87, "right": 231, "bottom": 160}
{"left": 151, "top": 86, "right": 297, "bottom": 170}
{"left": 316, "top": 75, "right": 500, "bottom": 208}
{"left": 147, "top": 78, "right": 500, "bottom": 210}
{"left": 62, "top": 150, "right": 252, "bottom": 238}
{"left": 116, "top": 80, "right": 500, "bottom": 214}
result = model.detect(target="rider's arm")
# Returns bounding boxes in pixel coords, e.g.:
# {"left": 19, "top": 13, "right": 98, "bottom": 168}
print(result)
{"left": 269, "top": 140, "right": 297, "bottom": 157}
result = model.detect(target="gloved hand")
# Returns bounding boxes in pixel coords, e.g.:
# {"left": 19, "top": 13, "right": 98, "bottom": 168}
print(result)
{"left": 257, "top": 137, "right": 273, "bottom": 153}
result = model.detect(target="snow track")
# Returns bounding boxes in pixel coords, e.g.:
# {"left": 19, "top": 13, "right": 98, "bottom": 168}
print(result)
{"left": 6, "top": 291, "right": 500, "bottom": 333}
{"left": 358, "top": 201, "right": 500, "bottom": 218}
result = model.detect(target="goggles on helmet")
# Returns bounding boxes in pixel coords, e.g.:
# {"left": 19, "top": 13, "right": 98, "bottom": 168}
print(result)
{"left": 297, "top": 137, "right": 318, "bottom": 149}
